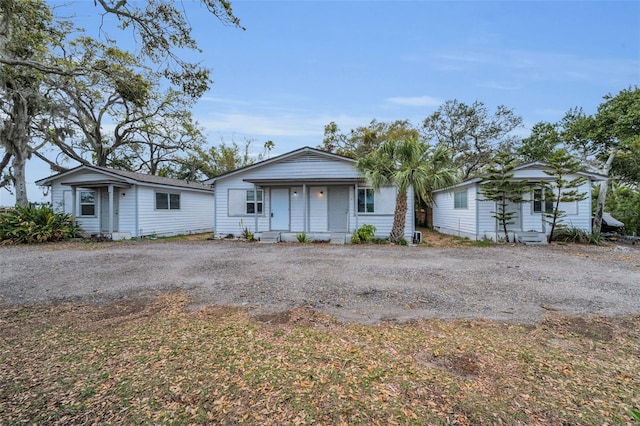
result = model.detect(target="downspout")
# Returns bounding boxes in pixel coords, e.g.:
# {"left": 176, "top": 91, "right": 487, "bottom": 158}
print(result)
{"left": 354, "top": 182, "right": 359, "bottom": 231}
{"left": 254, "top": 183, "right": 258, "bottom": 233}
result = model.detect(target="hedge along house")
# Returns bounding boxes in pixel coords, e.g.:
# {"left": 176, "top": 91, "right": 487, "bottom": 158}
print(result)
{"left": 431, "top": 161, "right": 607, "bottom": 243}
{"left": 36, "top": 165, "right": 214, "bottom": 240}
{"left": 204, "top": 146, "right": 414, "bottom": 243}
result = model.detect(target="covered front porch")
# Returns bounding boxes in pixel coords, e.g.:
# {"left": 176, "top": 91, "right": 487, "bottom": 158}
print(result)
{"left": 242, "top": 177, "right": 369, "bottom": 236}
{"left": 62, "top": 179, "right": 131, "bottom": 239}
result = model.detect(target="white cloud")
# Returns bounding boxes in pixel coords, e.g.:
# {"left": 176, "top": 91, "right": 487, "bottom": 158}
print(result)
{"left": 386, "top": 96, "right": 442, "bottom": 107}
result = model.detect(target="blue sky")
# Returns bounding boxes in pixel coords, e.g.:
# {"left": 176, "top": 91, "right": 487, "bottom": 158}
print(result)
{"left": 4, "top": 0, "right": 639, "bottom": 205}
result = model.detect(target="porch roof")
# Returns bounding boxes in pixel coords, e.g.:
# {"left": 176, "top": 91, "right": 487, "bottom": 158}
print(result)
{"left": 60, "top": 179, "right": 131, "bottom": 188}
{"left": 243, "top": 177, "right": 365, "bottom": 186}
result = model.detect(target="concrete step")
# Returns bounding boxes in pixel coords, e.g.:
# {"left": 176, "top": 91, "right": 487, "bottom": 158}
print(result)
{"left": 516, "top": 232, "right": 548, "bottom": 245}
{"left": 330, "top": 232, "right": 346, "bottom": 245}
{"left": 260, "top": 231, "right": 281, "bottom": 243}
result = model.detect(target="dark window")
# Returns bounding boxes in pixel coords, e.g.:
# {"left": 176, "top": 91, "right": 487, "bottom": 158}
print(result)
{"left": 246, "top": 190, "right": 263, "bottom": 214}
{"left": 357, "top": 188, "right": 375, "bottom": 213}
{"left": 169, "top": 193, "right": 180, "bottom": 210}
{"left": 80, "top": 191, "right": 96, "bottom": 216}
{"left": 533, "top": 188, "right": 554, "bottom": 213}
{"left": 454, "top": 190, "right": 468, "bottom": 209}
{"left": 156, "top": 192, "right": 180, "bottom": 210}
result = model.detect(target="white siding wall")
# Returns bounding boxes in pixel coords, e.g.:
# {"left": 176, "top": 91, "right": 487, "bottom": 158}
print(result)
{"left": 50, "top": 182, "right": 101, "bottom": 234}
{"left": 118, "top": 187, "right": 137, "bottom": 234}
{"left": 352, "top": 186, "right": 413, "bottom": 239}
{"left": 519, "top": 180, "right": 593, "bottom": 234}
{"left": 213, "top": 159, "right": 415, "bottom": 240}
{"left": 433, "top": 171, "right": 595, "bottom": 240}
{"left": 309, "top": 186, "right": 327, "bottom": 232}
{"left": 137, "top": 187, "right": 213, "bottom": 237}
{"left": 432, "top": 184, "right": 478, "bottom": 239}
{"left": 241, "top": 152, "right": 360, "bottom": 180}
{"left": 290, "top": 186, "right": 305, "bottom": 232}
{"left": 214, "top": 176, "right": 269, "bottom": 237}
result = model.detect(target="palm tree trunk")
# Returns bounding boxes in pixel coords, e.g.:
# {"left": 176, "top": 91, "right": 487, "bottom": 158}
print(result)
{"left": 390, "top": 190, "right": 408, "bottom": 243}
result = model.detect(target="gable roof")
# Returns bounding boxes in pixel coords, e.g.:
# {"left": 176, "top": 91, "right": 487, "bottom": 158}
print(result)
{"left": 35, "top": 165, "right": 214, "bottom": 192}
{"left": 433, "top": 161, "right": 607, "bottom": 193}
{"left": 203, "top": 146, "right": 356, "bottom": 185}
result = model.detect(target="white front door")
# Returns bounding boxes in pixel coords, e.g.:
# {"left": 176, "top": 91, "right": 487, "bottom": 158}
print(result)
{"left": 271, "top": 188, "right": 289, "bottom": 230}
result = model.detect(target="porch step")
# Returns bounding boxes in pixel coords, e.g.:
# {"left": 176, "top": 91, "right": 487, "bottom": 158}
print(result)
{"left": 260, "top": 231, "right": 281, "bottom": 243}
{"left": 515, "top": 231, "right": 548, "bottom": 245}
{"left": 330, "top": 233, "right": 346, "bottom": 245}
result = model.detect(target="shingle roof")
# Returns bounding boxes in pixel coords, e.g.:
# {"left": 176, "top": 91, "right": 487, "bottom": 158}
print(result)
{"left": 36, "top": 165, "right": 213, "bottom": 192}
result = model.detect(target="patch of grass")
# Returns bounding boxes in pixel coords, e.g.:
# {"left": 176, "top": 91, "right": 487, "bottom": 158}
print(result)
{"left": 1, "top": 294, "right": 639, "bottom": 424}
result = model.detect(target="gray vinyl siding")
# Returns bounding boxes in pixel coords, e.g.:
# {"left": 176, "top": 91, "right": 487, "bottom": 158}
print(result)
{"left": 136, "top": 187, "right": 213, "bottom": 237}
{"left": 214, "top": 177, "right": 269, "bottom": 236}
{"left": 49, "top": 180, "right": 213, "bottom": 237}
{"left": 433, "top": 170, "right": 596, "bottom": 240}
{"left": 212, "top": 154, "right": 414, "bottom": 239}
{"left": 241, "top": 152, "right": 361, "bottom": 180}
{"left": 432, "top": 184, "right": 478, "bottom": 239}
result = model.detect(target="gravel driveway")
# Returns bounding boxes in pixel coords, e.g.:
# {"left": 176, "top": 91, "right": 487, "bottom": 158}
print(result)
{"left": 1, "top": 240, "right": 639, "bottom": 324}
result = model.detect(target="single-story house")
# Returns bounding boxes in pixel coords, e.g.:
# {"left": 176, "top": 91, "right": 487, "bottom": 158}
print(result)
{"left": 432, "top": 161, "right": 607, "bottom": 243}
{"left": 203, "top": 146, "right": 414, "bottom": 243}
{"left": 36, "top": 165, "right": 214, "bottom": 239}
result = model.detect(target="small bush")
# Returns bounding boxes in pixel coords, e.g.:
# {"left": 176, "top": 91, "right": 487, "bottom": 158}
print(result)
{"left": 351, "top": 224, "right": 376, "bottom": 244}
{"left": 296, "top": 232, "right": 311, "bottom": 243}
{"left": 552, "top": 227, "right": 603, "bottom": 245}
{"left": 0, "top": 204, "right": 82, "bottom": 244}
{"left": 396, "top": 237, "right": 408, "bottom": 246}
{"left": 240, "top": 228, "right": 254, "bottom": 241}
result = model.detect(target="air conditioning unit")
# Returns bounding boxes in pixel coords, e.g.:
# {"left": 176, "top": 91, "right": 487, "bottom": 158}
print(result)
{"left": 413, "top": 231, "right": 422, "bottom": 244}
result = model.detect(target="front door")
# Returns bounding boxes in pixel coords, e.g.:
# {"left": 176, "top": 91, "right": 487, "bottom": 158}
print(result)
{"left": 328, "top": 187, "right": 349, "bottom": 232}
{"left": 271, "top": 188, "right": 289, "bottom": 230}
{"left": 505, "top": 201, "right": 521, "bottom": 231}
{"left": 100, "top": 189, "right": 119, "bottom": 232}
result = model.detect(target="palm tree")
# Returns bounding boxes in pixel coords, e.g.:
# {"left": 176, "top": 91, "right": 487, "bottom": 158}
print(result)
{"left": 357, "top": 138, "right": 458, "bottom": 243}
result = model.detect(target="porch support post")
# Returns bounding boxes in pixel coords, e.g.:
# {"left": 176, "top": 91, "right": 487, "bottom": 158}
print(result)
{"left": 354, "top": 182, "right": 359, "bottom": 231}
{"left": 71, "top": 187, "right": 77, "bottom": 219}
{"left": 254, "top": 183, "right": 258, "bottom": 233}
{"left": 302, "top": 183, "right": 307, "bottom": 232}
{"left": 108, "top": 184, "right": 114, "bottom": 234}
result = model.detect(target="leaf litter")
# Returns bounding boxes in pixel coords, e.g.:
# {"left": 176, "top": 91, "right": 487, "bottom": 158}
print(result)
{"left": 1, "top": 292, "right": 639, "bottom": 425}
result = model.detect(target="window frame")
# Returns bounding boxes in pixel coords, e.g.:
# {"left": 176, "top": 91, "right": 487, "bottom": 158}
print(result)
{"left": 357, "top": 188, "right": 375, "bottom": 214}
{"left": 532, "top": 188, "right": 554, "bottom": 213}
{"left": 454, "top": 190, "right": 468, "bottom": 209}
{"left": 155, "top": 191, "right": 181, "bottom": 210}
{"left": 245, "top": 189, "right": 263, "bottom": 215}
{"left": 79, "top": 190, "right": 96, "bottom": 217}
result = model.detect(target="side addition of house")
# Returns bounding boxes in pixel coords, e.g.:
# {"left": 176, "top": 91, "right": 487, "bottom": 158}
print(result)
{"left": 36, "top": 165, "right": 214, "bottom": 239}
{"left": 431, "top": 162, "right": 607, "bottom": 242}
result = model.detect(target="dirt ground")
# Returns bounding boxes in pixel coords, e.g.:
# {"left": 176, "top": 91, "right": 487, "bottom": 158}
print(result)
{"left": 1, "top": 236, "right": 639, "bottom": 324}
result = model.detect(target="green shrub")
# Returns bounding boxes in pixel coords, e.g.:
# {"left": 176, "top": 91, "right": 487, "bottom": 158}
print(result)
{"left": 296, "top": 232, "right": 311, "bottom": 243}
{"left": 396, "top": 237, "right": 408, "bottom": 246}
{"left": 351, "top": 224, "right": 376, "bottom": 244}
{"left": 0, "top": 204, "right": 82, "bottom": 244}
{"left": 552, "top": 226, "right": 603, "bottom": 245}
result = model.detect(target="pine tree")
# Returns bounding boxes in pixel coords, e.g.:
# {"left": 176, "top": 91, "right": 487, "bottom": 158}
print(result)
{"left": 480, "top": 152, "right": 529, "bottom": 242}
{"left": 543, "top": 149, "right": 587, "bottom": 242}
